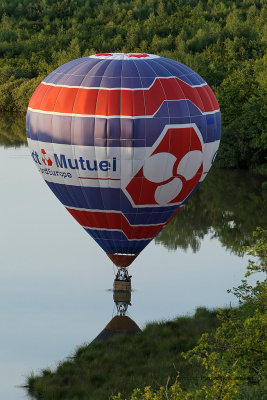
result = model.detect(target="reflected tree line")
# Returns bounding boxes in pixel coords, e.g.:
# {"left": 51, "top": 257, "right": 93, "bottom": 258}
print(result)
{"left": 1, "top": 114, "right": 266, "bottom": 255}
{"left": 155, "top": 169, "right": 267, "bottom": 255}
{"left": 0, "top": 113, "right": 26, "bottom": 147}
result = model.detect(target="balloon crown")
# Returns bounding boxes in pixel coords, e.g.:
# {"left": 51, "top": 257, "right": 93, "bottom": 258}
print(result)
{"left": 90, "top": 52, "right": 160, "bottom": 60}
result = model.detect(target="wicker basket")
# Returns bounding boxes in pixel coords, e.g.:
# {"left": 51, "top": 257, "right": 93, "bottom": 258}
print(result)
{"left": 113, "top": 280, "right": 131, "bottom": 292}
{"left": 113, "top": 289, "right": 131, "bottom": 303}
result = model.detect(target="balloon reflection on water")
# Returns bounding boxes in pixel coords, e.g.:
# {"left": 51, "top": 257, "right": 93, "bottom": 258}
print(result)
{"left": 93, "top": 278, "right": 141, "bottom": 343}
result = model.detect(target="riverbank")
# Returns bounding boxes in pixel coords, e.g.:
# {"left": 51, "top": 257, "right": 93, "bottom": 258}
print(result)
{"left": 26, "top": 307, "right": 219, "bottom": 400}
{"left": 26, "top": 229, "right": 266, "bottom": 400}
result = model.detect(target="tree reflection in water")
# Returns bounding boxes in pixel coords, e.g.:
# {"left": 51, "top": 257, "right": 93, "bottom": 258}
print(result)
{"left": 0, "top": 113, "right": 27, "bottom": 147}
{"left": 155, "top": 168, "right": 267, "bottom": 255}
{"left": 1, "top": 113, "right": 265, "bottom": 256}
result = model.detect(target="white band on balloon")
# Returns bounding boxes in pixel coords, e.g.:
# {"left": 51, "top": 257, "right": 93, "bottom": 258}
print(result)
{"left": 89, "top": 53, "right": 160, "bottom": 60}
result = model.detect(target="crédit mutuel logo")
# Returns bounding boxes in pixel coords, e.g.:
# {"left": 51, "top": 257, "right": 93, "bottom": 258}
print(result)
{"left": 31, "top": 148, "right": 117, "bottom": 179}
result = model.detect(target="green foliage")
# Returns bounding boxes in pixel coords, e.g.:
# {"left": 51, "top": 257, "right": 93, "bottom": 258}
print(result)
{"left": 112, "top": 381, "right": 195, "bottom": 400}
{"left": 184, "top": 228, "right": 267, "bottom": 399}
{"left": 0, "top": 0, "right": 266, "bottom": 167}
{"left": 112, "top": 228, "right": 267, "bottom": 400}
{"left": 26, "top": 229, "right": 266, "bottom": 399}
{"left": 27, "top": 308, "right": 219, "bottom": 400}
{"left": 0, "top": 113, "right": 27, "bottom": 147}
{"left": 215, "top": 61, "right": 267, "bottom": 168}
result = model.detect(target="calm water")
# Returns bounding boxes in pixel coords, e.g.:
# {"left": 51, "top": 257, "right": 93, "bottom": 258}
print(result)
{"left": 1, "top": 118, "right": 266, "bottom": 399}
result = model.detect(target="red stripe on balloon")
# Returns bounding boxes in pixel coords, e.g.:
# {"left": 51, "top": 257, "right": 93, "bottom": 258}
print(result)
{"left": 29, "top": 78, "right": 219, "bottom": 115}
{"left": 65, "top": 208, "right": 166, "bottom": 240}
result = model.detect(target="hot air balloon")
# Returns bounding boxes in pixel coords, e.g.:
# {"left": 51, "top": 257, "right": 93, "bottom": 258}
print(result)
{"left": 26, "top": 53, "right": 221, "bottom": 272}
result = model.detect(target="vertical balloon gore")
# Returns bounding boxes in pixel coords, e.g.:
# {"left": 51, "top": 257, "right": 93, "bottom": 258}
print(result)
{"left": 26, "top": 53, "right": 221, "bottom": 268}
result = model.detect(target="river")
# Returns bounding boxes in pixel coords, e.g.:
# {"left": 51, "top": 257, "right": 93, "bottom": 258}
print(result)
{"left": 0, "top": 119, "right": 266, "bottom": 399}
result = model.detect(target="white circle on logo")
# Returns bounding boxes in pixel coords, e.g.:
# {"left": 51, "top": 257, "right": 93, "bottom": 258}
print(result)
{"left": 177, "top": 151, "right": 202, "bottom": 181}
{"left": 154, "top": 178, "right": 183, "bottom": 205}
{"left": 143, "top": 152, "right": 176, "bottom": 183}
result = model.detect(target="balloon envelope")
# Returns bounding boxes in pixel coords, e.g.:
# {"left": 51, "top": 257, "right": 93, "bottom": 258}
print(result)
{"left": 26, "top": 53, "right": 221, "bottom": 267}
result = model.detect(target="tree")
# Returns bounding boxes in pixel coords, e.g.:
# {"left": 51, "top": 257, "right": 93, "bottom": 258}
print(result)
{"left": 112, "top": 228, "right": 267, "bottom": 400}
{"left": 184, "top": 228, "right": 267, "bottom": 399}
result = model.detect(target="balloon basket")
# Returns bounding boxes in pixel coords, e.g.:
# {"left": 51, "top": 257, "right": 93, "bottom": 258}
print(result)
{"left": 113, "top": 286, "right": 131, "bottom": 304}
{"left": 113, "top": 282, "right": 131, "bottom": 316}
{"left": 113, "top": 280, "right": 131, "bottom": 292}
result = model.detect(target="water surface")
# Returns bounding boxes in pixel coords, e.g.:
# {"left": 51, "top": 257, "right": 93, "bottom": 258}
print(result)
{"left": 0, "top": 117, "right": 266, "bottom": 399}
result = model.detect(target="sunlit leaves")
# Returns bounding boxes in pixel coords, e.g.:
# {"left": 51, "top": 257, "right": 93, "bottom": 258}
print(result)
{"left": 113, "top": 229, "right": 267, "bottom": 400}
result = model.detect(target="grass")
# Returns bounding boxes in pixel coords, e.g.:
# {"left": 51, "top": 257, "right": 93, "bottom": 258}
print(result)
{"left": 26, "top": 307, "right": 219, "bottom": 400}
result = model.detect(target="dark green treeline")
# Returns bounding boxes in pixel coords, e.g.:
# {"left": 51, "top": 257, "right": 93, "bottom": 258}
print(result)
{"left": 0, "top": 0, "right": 266, "bottom": 167}
{"left": 0, "top": 113, "right": 26, "bottom": 147}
